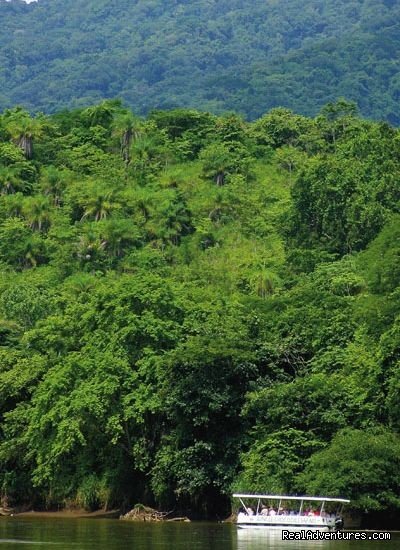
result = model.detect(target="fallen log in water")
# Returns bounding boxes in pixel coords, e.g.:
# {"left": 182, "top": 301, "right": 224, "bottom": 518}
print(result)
{"left": 120, "top": 504, "right": 190, "bottom": 522}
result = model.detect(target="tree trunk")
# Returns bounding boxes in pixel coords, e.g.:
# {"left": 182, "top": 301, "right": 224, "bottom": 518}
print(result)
{"left": 18, "top": 135, "right": 33, "bottom": 159}
{"left": 121, "top": 129, "right": 132, "bottom": 166}
{"left": 215, "top": 171, "right": 225, "bottom": 186}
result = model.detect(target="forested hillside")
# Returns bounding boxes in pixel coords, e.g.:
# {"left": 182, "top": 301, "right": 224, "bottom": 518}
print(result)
{"left": 0, "top": 100, "right": 400, "bottom": 524}
{"left": 1, "top": 0, "right": 400, "bottom": 122}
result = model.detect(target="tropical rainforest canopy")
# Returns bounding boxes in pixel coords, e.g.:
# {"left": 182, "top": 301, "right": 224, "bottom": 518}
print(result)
{"left": 1, "top": 0, "right": 400, "bottom": 122}
{"left": 0, "top": 99, "right": 400, "bottom": 524}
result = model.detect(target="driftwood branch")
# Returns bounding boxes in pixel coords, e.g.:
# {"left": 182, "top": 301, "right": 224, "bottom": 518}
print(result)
{"left": 120, "top": 504, "right": 190, "bottom": 522}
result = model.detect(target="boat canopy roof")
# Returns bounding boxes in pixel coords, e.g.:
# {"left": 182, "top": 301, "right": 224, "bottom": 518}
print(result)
{"left": 233, "top": 494, "right": 350, "bottom": 504}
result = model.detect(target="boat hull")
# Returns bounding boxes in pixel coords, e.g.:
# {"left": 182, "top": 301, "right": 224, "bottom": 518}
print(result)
{"left": 237, "top": 513, "right": 336, "bottom": 531}
{"left": 237, "top": 523, "right": 332, "bottom": 531}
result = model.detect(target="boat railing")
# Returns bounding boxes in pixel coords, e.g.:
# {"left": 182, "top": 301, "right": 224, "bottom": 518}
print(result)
{"left": 240, "top": 511, "right": 338, "bottom": 518}
{"left": 233, "top": 494, "right": 349, "bottom": 520}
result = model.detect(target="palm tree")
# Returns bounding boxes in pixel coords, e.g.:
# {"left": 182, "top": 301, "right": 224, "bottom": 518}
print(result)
{"left": 23, "top": 196, "right": 52, "bottom": 232}
{"left": 1, "top": 193, "right": 25, "bottom": 218}
{"left": 82, "top": 100, "right": 116, "bottom": 128}
{"left": 200, "top": 143, "right": 233, "bottom": 186}
{"left": 64, "top": 273, "right": 97, "bottom": 297}
{"left": 4, "top": 109, "right": 47, "bottom": 159}
{"left": 40, "top": 166, "right": 67, "bottom": 206}
{"left": 129, "top": 135, "right": 160, "bottom": 184}
{"left": 112, "top": 112, "right": 142, "bottom": 166}
{"left": 23, "top": 236, "right": 42, "bottom": 268}
{"left": 80, "top": 188, "right": 121, "bottom": 222}
{"left": 99, "top": 218, "right": 141, "bottom": 259}
{"left": 0, "top": 165, "right": 21, "bottom": 194}
{"left": 76, "top": 228, "right": 107, "bottom": 267}
{"left": 250, "top": 268, "right": 281, "bottom": 298}
{"left": 208, "top": 190, "right": 233, "bottom": 224}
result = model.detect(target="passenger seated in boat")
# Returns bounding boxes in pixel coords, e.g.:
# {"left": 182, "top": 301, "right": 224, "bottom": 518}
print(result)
{"left": 268, "top": 507, "right": 276, "bottom": 516}
{"left": 246, "top": 507, "right": 254, "bottom": 516}
{"left": 260, "top": 506, "right": 269, "bottom": 515}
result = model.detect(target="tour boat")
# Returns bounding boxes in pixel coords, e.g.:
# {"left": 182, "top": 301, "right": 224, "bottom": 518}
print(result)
{"left": 233, "top": 494, "right": 349, "bottom": 531}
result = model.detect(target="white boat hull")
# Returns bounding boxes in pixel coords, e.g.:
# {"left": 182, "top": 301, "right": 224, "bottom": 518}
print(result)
{"left": 237, "top": 513, "right": 335, "bottom": 531}
{"left": 237, "top": 524, "right": 331, "bottom": 531}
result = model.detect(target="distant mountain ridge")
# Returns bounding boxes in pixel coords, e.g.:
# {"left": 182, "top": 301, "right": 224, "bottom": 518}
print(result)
{"left": 1, "top": 0, "right": 400, "bottom": 121}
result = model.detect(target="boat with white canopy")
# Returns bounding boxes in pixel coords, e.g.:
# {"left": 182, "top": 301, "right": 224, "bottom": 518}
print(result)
{"left": 233, "top": 494, "right": 350, "bottom": 531}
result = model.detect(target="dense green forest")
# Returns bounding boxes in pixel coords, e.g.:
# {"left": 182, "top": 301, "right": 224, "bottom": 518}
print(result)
{"left": 1, "top": 0, "right": 400, "bottom": 122}
{"left": 0, "top": 99, "right": 400, "bottom": 524}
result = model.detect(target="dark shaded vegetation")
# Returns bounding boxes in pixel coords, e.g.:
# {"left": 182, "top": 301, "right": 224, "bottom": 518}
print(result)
{"left": 0, "top": 99, "right": 400, "bottom": 521}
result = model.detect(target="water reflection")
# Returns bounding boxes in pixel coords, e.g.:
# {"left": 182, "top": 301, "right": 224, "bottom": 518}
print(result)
{"left": 237, "top": 528, "right": 328, "bottom": 550}
{"left": 236, "top": 528, "right": 400, "bottom": 550}
{"left": 0, "top": 519, "right": 399, "bottom": 550}
{"left": 0, "top": 519, "right": 235, "bottom": 550}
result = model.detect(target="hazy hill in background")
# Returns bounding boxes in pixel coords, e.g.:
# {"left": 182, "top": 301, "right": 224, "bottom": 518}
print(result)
{"left": 1, "top": 0, "right": 399, "bottom": 120}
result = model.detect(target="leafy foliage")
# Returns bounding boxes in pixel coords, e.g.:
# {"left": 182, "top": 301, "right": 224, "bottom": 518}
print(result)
{"left": 297, "top": 428, "right": 400, "bottom": 511}
{"left": 0, "top": 100, "right": 399, "bottom": 522}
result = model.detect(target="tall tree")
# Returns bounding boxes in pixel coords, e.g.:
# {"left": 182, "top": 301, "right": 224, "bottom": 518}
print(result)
{"left": 112, "top": 112, "right": 142, "bottom": 167}
{"left": 4, "top": 109, "right": 47, "bottom": 160}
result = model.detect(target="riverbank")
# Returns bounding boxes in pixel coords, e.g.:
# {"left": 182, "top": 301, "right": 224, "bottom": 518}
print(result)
{"left": 6, "top": 509, "right": 120, "bottom": 519}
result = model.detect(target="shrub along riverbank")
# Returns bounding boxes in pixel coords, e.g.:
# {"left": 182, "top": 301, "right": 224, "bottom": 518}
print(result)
{"left": 0, "top": 100, "right": 400, "bottom": 523}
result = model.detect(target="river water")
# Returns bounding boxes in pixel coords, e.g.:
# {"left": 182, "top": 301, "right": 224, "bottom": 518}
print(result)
{"left": 0, "top": 518, "right": 398, "bottom": 549}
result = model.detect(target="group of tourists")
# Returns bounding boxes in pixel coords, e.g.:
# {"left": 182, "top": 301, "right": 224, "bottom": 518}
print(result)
{"left": 244, "top": 505, "right": 335, "bottom": 518}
